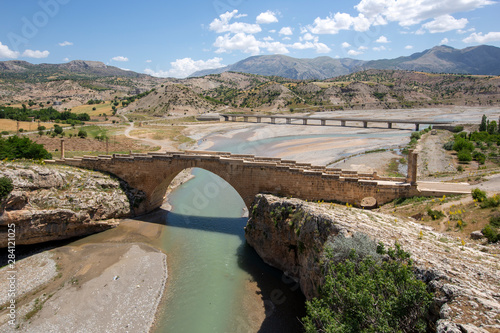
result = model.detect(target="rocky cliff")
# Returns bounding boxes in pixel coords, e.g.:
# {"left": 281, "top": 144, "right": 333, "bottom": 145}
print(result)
{"left": 0, "top": 161, "right": 145, "bottom": 246}
{"left": 245, "top": 194, "right": 500, "bottom": 332}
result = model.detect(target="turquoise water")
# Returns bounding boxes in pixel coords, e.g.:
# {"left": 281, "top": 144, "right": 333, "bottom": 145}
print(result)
{"left": 153, "top": 168, "right": 305, "bottom": 332}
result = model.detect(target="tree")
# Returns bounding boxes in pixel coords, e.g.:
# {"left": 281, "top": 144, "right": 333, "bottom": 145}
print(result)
{"left": 488, "top": 120, "right": 497, "bottom": 135}
{"left": 0, "top": 177, "right": 13, "bottom": 200}
{"left": 53, "top": 125, "right": 63, "bottom": 135}
{"left": 77, "top": 129, "right": 87, "bottom": 138}
{"left": 479, "top": 114, "right": 487, "bottom": 132}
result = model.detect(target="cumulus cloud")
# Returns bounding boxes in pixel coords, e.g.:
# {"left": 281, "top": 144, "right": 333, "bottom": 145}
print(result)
{"left": 358, "top": 46, "right": 369, "bottom": 50}
{"left": 309, "top": 13, "right": 371, "bottom": 34}
{"left": 112, "top": 56, "right": 129, "bottom": 62}
{"left": 279, "top": 27, "right": 293, "bottom": 35}
{"left": 256, "top": 11, "right": 278, "bottom": 24}
{"left": 290, "top": 41, "right": 331, "bottom": 53}
{"left": 146, "top": 59, "right": 152, "bottom": 63}
{"left": 405, "top": 45, "right": 414, "bottom": 49}
{"left": 58, "top": 41, "right": 73, "bottom": 47}
{"left": 263, "top": 36, "right": 274, "bottom": 41}
{"left": 63, "top": 57, "right": 70, "bottom": 62}
{"left": 214, "top": 33, "right": 262, "bottom": 54}
{"left": 375, "top": 36, "right": 390, "bottom": 43}
{"left": 300, "top": 33, "right": 316, "bottom": 41}
{"left": 347, "top": 49, "right": 363, "bottom": 56}
{"left": 22, "top": 49, "right": 49, "bottom": 58}
{"left": 422, "top": 15, "right": 468, "bottom": 33}
{"left": 144, "top": 57, "right": 225, "bottom": 78}
{"left": 440, "top": 37, "right": 450, "bottom": 45}
{"left": 341, "top": 42, "right": 351, "bottom": 48}
{"left": 0, "top": 42, "right": 20, "bottom": 59}
{"left": 463, "top": 31, "right": 500, "bottom": 43}
{"left": 209, "top": 10, "right": 261, "bottom": 34}
{"left": 373, "top": 45, "right": 387, "bottom": 51}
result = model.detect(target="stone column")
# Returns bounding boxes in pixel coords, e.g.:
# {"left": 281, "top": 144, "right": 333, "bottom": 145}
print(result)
{"left": 415, "top": 123, "right": 420, "bottom": 131}
{"left": 257, "top": 117, "right": 261, "bottom": 123}
{"left": 321, "top": 119, "right": 326, "bottom": 126}
{"left": 387, "top": 122, "right": 392, "bottom": 129}
{"left": 60, "top": 138, "right": 65, "bottom": 160}
{"left": 303, "top": 119, "right": 308, "bottom": 125}
{"left": 271, "top": 117, "right": 276, "bottom": 124}
{"left": 363, "top": 121, "right": 368, "bottom": 128}
{"left": 286, "top": 118, "right": 291, "bottom": 124}
{"left": 341, "top": 120, "right": 346, "bottom": 126}
{"left": 406, "top": 149, "right": 418, "bottom": 185}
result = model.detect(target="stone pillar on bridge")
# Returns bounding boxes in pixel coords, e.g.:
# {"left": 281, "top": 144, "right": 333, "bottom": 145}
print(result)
{"left": 271, "top": 117, "right": 276, "bottom": 124}
{"left": 415, "top": 124, "right": 420, "bottom": 131}
{"left": 231, "top": 116, "right": 236, "bottom": 122}
{"left": 406, "top": 149, "right": 418, "bottom": 185}
{"left": 243, "top": 116, "right": 248, "bottom": 122}
{"left": 286, "top": 118, "right": 291, "bottom": 124}
{"left": 60, "top": 139, "right": 65, "bottom": 160}
{"left": 256, "top": 117, "right": 261, "bottom": 123}
{"left": 387, "top": 122, "right": 392, "bottom": 129}
{"left": 363, "top": 121, "right": 368, "bottom": 128}
{"left": 341, "top": 120, "right": 346, "bottom": 126}
{"left": 303, "top": 119, "right": 308, "bottom": 125}
{"left": 321, "top": 119, "right": 326, "bottom": 126}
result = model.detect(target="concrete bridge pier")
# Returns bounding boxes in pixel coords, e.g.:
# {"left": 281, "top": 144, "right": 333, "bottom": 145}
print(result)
{"left": 321, "top": 120, "right": 326, "bottom": 126}
{"left": 341, "top": 120, "right": 346, "bottom": 126}
{"left": 303, "top": 119, "right": 308, "bottom": 125}
{"left": 387, "top": 122, "right": 392, "bottom": 129}
{"left": 286, "top": 118, "right": 291, "bottom": 124}
{"left": 231, "top": 116, "right": 236, "bottom": 122}
{"left": 243, "top": 116, "right": 248, "bottom": 122}
{"left": 271, "top": 117, "right": 276, "bottom": 124}
{"left": 363, "top": 121, "right": 368, "bottom": 128}
{"left": 256, "top": 117, "right": 261, "bottom": 123}
{"left": 415, "top": 124, "right": 420, "bottom": 131}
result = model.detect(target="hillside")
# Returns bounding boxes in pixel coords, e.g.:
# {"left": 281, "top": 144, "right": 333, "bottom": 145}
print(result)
{"left": 191, "top": 45, "right": 500, "bottom": 80}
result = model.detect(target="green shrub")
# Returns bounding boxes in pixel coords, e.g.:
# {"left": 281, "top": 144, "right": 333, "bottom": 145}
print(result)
{"left": 489, "top": 213, "right": 500, "bottom": 228}
{"left": 472, "top": 151, "right": 486, "bottom": 164}
{"left": 427, "top": 208, "right": 445, "bottom": 220}
{"left": 443, "top": 141, "right": 454, "bottom": 151}
{"left": 480, "top": 194, "right": 500, "bottom": 208}
{"left": 77, "top": 129, "right": 87, "bottom": 138}
{"left": 0, "top": 136, "right": 52, "bottom": 160}
{"left": 453, "top": 126, "right": 464, "bottom": 133}
{"left": 410, "top": 132, "right": 422, "bottom": 140}
{"left": 0, "top": 177, "right": 13, "bottom": 200}
{"left": 303, "top": 243, "right": 432, "bottom": 333}
{"left": 482, "top": 224, "right": 499, "bottom": 243}
{"left": 472, "top": 188, "right": 487, "bottom": 202}
{"left": 457, "top": 150, "right": 472, "bottom": 162}
{"left": 453, "top": 138, "right": 474, "bottom": 152}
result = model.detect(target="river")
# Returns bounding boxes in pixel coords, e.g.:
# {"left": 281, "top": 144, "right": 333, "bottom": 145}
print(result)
{"left": 153, "top": 168, "right": 306, "bottom": 333}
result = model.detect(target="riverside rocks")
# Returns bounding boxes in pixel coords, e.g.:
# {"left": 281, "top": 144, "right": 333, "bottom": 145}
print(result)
{"left": 245, "top": 194, "right": 500, "bottom": 332}
{"left": 0, "top": 161, "right": 144, "bottom": 246}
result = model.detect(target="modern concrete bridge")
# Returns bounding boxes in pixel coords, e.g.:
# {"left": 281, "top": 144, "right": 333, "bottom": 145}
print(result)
{"left": 51, "top": 150, "right": 420, "bottom": 215}
{"left": 220, "top": 114, "right": 453, "bottom": 131}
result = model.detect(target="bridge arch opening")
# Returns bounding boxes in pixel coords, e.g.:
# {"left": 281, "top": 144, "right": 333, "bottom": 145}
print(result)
{"left": 154, "top": 167, "right": 248, "bottom": 218}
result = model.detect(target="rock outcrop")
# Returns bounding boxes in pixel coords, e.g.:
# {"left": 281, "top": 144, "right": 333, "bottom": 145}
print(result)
{"left": 245, "top": 194, "right": 500, "bottom": 332}
{"left": 0, "top": 161, "right": 144, "bottom": 246}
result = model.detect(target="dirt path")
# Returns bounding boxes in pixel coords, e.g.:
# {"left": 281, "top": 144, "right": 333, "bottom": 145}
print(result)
{"left": 416, "top": 131, "right": 456, "bottom": 178}
{"left": 123, "top": 120, "right": 176, "bottom": 152}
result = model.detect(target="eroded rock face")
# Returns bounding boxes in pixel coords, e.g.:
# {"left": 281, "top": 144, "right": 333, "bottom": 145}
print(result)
{"left": 245, "top": 194, "right": 500, "bottom": 332}
{"left": 0, "top": 162, "right": 144, "bottom": 246}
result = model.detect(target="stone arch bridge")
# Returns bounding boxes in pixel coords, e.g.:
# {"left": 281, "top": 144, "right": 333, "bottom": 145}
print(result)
{"left": 51, "top": 150, "right": 420, "bottom": 216}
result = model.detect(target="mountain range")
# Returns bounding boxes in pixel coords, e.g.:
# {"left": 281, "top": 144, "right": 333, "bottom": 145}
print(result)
{"left": 190, "top": 45, "right": 500, "bottom": 80}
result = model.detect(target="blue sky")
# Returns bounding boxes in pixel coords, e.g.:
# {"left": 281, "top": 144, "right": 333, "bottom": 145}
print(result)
{"left": 1, "top": 0, "right": 499, "bottom": 78}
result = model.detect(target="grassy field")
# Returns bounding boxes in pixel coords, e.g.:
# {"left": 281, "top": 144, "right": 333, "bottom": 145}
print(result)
{"left": 71, "top": 101, "right": 114, "bottom": 117}
{"left": 0, "top": 119, "right": 55, "bottom": 133}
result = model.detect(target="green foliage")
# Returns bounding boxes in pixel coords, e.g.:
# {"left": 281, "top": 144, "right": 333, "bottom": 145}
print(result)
{"left": 303, "top": 243, "right": 432, "bottom": 333}
{"left": 443, "top": 141, "right": 454, "bottom": 151}
{"left": 0, "top": 105, "right": 89, "bottom": 124}
{"left": 53, "top": 124, "right": 63, "bottom": 135}
{"left": 457, "top": 150, "right": 472, "bottom": 162}
{"left": 471, "top": 188, "right": 487, "bottom": 202}
{"left": 427, "top": 207, "right": 445, "bottom": 220}
{"left": 489, "top": 213, "right": 500, "bottom": 228}
{"left": 453, "top": 138, "right": 474, "bottom": 152}
{"left": 488, "top": 121, "right": 497, "bottom": 135}
{"left": 479, "top": 114, "right": 487, "bottom": 132}
{"left": 372, "top": 92, "right": 387, "bottom": 101}
{"left": 482, "top": 224, "right": 499, "bottom": 243}
{"left": 472, "top": 151, "right": 486, "bottom": 164}
{"left": 77, "top": 129, "right": 87, "bottom": 138}
{"left": 480, "top": 194, "right": 500, "bottom": 208}
{"left": 452, "top": 125, "right": 464, "bottom": 133}
{"left": 0, "top": 176, "right": 13, "bottom": 200}
{"left": 0, "top": 136, "right": 52, "bottom": 160}
{"left": 410, "top": 132, "right": 422, "bottom": 140}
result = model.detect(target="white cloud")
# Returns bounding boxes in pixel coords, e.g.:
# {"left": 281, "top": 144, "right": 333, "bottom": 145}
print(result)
{"left": 341, "top": 42, "right": 351, "bottom": 48}
{"left": 290, "top": 41, "right": 331, "bottom": 53}
{"left": 347, "top": 49, "right": 363, "bottom": 56}
{"left": 264, "top": 41, "right": 289, "bottom": 54}
{"left": 373, "top": 46, "right": 387, "bottom": 51}
{"left": 0, "top": 42, "right": 20, "bottom": 59}
{"left": 458, "top": 28, "right": 475, "bottom": 34}
{"left": 440, "top": 37, "right": 450, "bottom": 45}
{"left": 309, "top": 13, "right": 366, "bottom": 34}
{"left": 256, "top": 11, "right": 278, "bottom": 24}
{"left": 263, "top": 36, "right": 274, "bottom": 41}
{"left": 58, "top": 41, "right": 73, "bottom": 47}
{"left": 269, "top": 29, "right": 276, "bottom": 33}
{"left": 405, "top": 45, "right": 414, "bottom": 49}
{"left": 358, "top": 46, "right": 369, "bottom": 50}
{"left": 463, "top": 31, "right": 500, "bottom": 43}
{"left": 301, "top": 33, "right": 316, "bottom": 41}
{"left": 422, "top": 15, "right": 468, "bottom": 33}
{"left": 209, "top": 10, "right": 261, "bottom": 34}
{"left": 144, "top": 57, "right": 225, "bottom": 78}
{"left": 22, "top": 49, "right": 49, "bottom": 58}
{"left": 146, "top": 59, "right": 152, "bottom": 63}
{"left": 282, "top": 37, "right": 291, "bottom": 40}
{"left": 63, "top": 57, "right": 70, "bottom": 62}
{"left": 111, "top": 56, "right": 129, "bottom": 62}
{"left": 375, "top": 36, "right": 390, "bottom": 43}
{"left": 279, "top": 27, "right": 293, "bottom": 35}
{"left": 214, "top": 33, "right": 262, "bottom": 54}
{"left": 355, "top": 0, "right": 493, "bottom": 27}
